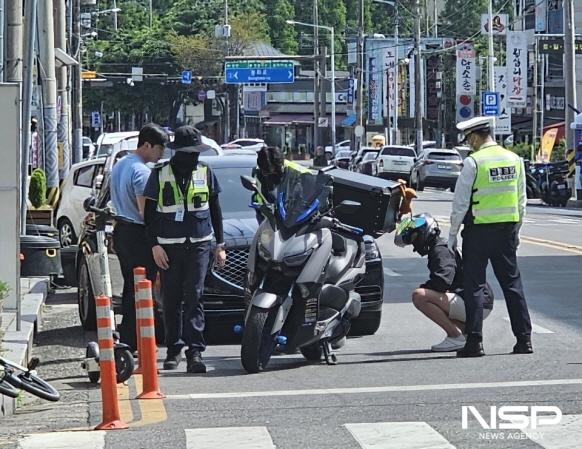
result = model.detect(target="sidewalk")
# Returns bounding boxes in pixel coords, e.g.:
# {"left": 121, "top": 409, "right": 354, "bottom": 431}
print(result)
{"left": 0, "top": 288, "right": 100, "bottom": 445}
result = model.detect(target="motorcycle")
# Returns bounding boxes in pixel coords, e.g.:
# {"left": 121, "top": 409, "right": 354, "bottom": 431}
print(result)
{"left": 531, "top": 161, "right": 571, "bottom": 207}
{"left": 239, "top": 170, "right": 366, "bottom": 373}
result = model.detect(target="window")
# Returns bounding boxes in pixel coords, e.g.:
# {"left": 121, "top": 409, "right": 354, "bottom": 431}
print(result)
{"left": 212, "top": 166, "right": 255, "bottom": 218}
{"left": 381, "top": 147, "right": 416, "bottom": 157}
{"left": 74, "top": 165, "right": 96, "bottom": 188}
{"left": 362, "top": 151, "right": 379, "bottom": 161}
{"left": 427, "top": 152, "right": 462, "bottom": 161}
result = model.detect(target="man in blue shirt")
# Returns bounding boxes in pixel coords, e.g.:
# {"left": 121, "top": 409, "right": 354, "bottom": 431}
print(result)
{"left": 111, "top": 123, "right": 169, "bottom": 350}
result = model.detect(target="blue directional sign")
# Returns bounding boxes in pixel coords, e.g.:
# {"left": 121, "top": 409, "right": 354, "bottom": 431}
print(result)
{"left": 482, "top": 91, "right": 500, "bottom": 116}
{"left": 225, "top": 61, "right": 294, "bottom": 84}
{"left": 181, "top": 70, "right": 192, "bottom": 85}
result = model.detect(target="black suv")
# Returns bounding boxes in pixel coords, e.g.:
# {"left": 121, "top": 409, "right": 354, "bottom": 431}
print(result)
{"left": 76, "top": 153, "right": 385, "bottom": 337}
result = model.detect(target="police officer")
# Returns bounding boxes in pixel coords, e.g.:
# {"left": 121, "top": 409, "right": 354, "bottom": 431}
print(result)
{"left": 448, "top": 116, "right": 532, "bottom": 358}
{"left": 143, "top": 126, "right": 226, "bottom": 373}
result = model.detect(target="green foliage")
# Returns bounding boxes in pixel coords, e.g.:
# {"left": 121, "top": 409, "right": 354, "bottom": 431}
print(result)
{"left": 265, "top": 0, "right": 298, "bottom": 54}
{"left": 0, "top": 281, "right": 9, "bottom": 301}
{"left": 29, "top": 169, "right": 47, "bottom": 209}
{"left": 507, "top": 143, "right": 534, "bottom": 160}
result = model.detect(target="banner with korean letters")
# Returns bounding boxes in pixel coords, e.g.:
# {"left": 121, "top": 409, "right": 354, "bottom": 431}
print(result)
{"left": 507, "top": 31, "right": 528, "bottom": 107}
{"left": 382, "top": 47, "right": 396, "bottom": 124}
{"left": 494, "top": 66, "right": 512, "bottom": 135}
{"left": 456, "top": 42, "right": 476, "bottom": 121}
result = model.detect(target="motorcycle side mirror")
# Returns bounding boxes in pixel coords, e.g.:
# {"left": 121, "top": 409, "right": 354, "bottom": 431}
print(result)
{"left": 240, "top": 175, "right": 258, "bottom": 192}
{"left": 335, "top": 200, "right": 361, "bottom": 215}
{"left": 83, "top": 196, "right": 96, "bottom": 212}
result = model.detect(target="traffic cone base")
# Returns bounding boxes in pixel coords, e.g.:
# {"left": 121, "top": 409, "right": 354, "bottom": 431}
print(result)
{"left": 137, "top": 390, "right": 165, "bottom": 400}
{"left": 95, "top": 419, "right": 129, "bottom": 431}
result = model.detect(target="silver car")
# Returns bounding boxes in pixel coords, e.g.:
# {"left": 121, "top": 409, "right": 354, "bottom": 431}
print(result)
{"left": 410, "top": 148, "right": 463, "bottom": 191}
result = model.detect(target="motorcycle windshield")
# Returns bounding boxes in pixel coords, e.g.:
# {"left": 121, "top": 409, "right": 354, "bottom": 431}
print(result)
{"left": 276, "top": 170, "right": 332, "bottom": 228}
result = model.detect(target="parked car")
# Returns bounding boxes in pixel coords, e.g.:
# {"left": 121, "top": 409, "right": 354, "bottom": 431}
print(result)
{"left": 56, "top": 157, "right": 106, "bottom": 247}
{"left": 357, "top": 150, "right": 380, "bottom": 176}
{"left": 94, "top": 131, "right": 140, "bottom": 158}
{"left": 349, "top": 147, "right": 379, "bottom": 171}
{"left": 76, "top": 153, "right": 385, "bottom": 337}
{"left": 225, "top": 138, "right": 265, "bottom": 152}
{"left": 82, "top": 136, "right": 95, "bottom": 159}
{"left": 376, "top": 145, "right": 417, "bottom": 180}
{"left": 332, "top": 150, "right": 353, "bottom": 169}
{"left": 325, "top": 139, "right": 351, "bottom": 158}
{"left": 409, "top": 148, "right": 463, "bottom": 191}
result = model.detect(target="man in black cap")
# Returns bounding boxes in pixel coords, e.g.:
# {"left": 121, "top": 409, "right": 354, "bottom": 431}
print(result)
{"left": 449, "top": 116, "right": 531, "bottom": 358}
{"left": 143, "top": 125, "right": 226, "bottom": 373}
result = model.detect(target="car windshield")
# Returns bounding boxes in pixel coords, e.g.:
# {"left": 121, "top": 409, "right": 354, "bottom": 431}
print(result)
{"left": 212, "top": 166, "right": 256, "bottom": 219}
{"left": 362, "top": 151, "right": 379, "bottom": 161}
{"left": 427, "top": 151, "right": 461, "bottom": 161}
{"left": 336, "top": 151, "right": 352, "bottom": 159}
{"left": 382, "top": 147, "right": 416, "bottom": 157}
{"left": 277, "top": 170, "right": 332, "bottom": 228}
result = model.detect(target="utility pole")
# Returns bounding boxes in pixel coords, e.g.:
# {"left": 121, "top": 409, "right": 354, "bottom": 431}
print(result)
{"left": 113, "top": 0, "right": 119, "bottom": 32}
{"left": 532, "top": 41, "right": 538, "bottom": 154}
{"left": 414, "top": 0, "right": 423, "bottom": 153}
{"left": 487, "top": 0, "right": 495, "bottom": 92}
{"left": 313, "top": 0, "right": 320, "bottom": 153}
{"left": 5, "top": 0, "right": 23, "bottom": 83}
{"left": 72, "top": 0, "right": 83, "bottom": 164}
{"left": 564, "top": 0, "right": 579, "bottom": 202}
{"left": 355, "top": 0, "right": 365, "bottom": 150}
{"left": 320, "top": 45, "right": 328, "bottom": 151}
{"left": 38, "top": 0, "right": 60, "bottom": 199}
{"left": 0, "top": 0, "right": 5, "bottom": 82}
{"left": 55, "top": 0, "right": 70, "bottom": 179}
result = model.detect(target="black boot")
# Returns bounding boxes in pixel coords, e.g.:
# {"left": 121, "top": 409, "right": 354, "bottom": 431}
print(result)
{"left": 513, "top": 338, "right": 533, "bottom": 354}
{"left": 163, "top": 351, "right": 182, "bottom": 370}
{"left": 457, "top": 335, "right": 485, "bottom": 358}
{"left": 186, "top": 349, "right": 207, "bottom": 373}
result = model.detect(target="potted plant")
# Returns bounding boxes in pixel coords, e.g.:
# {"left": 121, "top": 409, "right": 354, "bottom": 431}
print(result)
{"left": 28, "top": 168, "right": 47, "bottom": 209}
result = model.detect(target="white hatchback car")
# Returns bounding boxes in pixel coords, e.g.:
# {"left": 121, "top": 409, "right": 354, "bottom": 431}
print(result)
{"left": 376, "top": 145, "right": 417, "bottom": 180}
{"left": 56, "top": 158, "right": 106, "bottom": 247}
{"left": 225, "top": 138, "right": 265, "bottom": 152}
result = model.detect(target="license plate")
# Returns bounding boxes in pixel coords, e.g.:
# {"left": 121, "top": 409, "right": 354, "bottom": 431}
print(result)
{"left": 437, "top": 164, "right": 450, "bottom": 170}
{"left": 557, "top": 184, "right": 567, "bottom": 190}
{"left": 394, "top": 161, "right": 407, "bottom": 166}
{"left": 105, "top": 225, "right": 114, "bottom": 233}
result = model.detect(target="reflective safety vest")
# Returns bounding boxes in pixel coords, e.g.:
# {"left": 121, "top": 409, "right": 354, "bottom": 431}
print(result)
{"left": 252, "top": 160, "right": 311, "bottom": 205}
{"left": 470, "top": 144, "right": 521, "bottom": 224}
{"left": 154, "top": 163, "right": 212, "bottom": 244}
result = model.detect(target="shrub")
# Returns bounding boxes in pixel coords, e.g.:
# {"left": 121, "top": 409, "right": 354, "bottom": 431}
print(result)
{"left": 29, "top": 168, "right": 47, "bottom": 208}
{"left": 507, "top": 143, "right": 534, "bottom": 161}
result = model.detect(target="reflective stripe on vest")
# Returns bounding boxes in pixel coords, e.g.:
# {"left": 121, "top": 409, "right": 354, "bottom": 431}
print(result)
{"left": 157, "top": 164, "right": 209, "bottom": 214}
{"left": 251, "top": 160, "right": 311, "bottom": 204}
{"left": 471, "top": 144, "right": 520, "bottom": 224}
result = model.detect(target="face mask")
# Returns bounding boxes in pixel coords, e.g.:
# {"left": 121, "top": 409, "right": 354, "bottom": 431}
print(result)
{"left": 172, "top": 151, "right": 199, "bottom": 171}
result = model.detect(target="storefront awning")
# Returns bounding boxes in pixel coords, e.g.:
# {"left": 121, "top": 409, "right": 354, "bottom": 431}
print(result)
{"left": 264, "top": 114, "right": 314, "bottom": 126}
{"left": 342, "top": 114, "right": 357, "bottom": 127}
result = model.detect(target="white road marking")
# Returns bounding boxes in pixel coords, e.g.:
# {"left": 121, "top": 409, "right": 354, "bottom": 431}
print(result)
{"left": 529, "top": 414, "right": 582, "bottom": 449}
{"left": 502, "top": 317, "right": 555, "bottom": 334}
{"left": 345, "top": 422, "right": 455, "bottom": 449}
{"left": 383, "top": 268, "right": 402, "bottom": 277}
{"left": 185, "top": 427, "right": 275, "bottom": 449}
{"left": 165, "top": 378, "right": 582, "bottom": 401}
{"left": 18, "top": 431, "right": 105, "bottom": 449}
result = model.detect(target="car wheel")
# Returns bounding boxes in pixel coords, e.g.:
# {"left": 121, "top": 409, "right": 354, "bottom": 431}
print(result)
{"left": 78, "top": 255, "right": 97, "bottom": 331}
{"left": 350, "top": 311, "right": 382, "bottom": 336}
{"left": 58, "top": 218, "right": 77, "bottom": 248}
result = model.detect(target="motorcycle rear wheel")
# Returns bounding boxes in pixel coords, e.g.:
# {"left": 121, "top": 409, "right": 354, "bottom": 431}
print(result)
{"left": 241, "top": 306, "right": 278, "bottom": 374}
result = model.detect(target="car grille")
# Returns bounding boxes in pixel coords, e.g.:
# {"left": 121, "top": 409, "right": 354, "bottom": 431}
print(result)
{"left": 212, "top": 248, "right": 249, "bottom": 289}
{"left": 355, "top": 285, "right": 383, "bottom": 302}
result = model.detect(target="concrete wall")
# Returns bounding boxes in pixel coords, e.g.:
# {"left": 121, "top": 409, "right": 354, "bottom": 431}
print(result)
{"left": 0, "top": 84, "right": 21, "bottom": 311}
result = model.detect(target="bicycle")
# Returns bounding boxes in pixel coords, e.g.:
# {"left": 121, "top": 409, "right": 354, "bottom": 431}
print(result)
{"left": 0, "top": 356, "right": 60, "bottom": 402}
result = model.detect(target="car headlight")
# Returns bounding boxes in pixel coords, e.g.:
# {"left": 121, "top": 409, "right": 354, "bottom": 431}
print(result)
{"left": 283, "top": 249, "right": 313, "bottom": 267}
{"left": 364, "top": 240, "right": 380, "bottom": 260}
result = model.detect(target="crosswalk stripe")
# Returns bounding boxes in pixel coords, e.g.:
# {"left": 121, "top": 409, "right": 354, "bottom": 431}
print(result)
{"left": 530, "top": 414, "right": 582, "bottom": 449}
{"left": 18, "top": 431, "right": 106, "bottom": 449}
{"left": 503, "top": 317, "right": 555, "bottom": 334}
{"left": 345, "top": 422, "right": 455, "bottom": 449}
{"left": 185, "top": 427, "right": 275, "bottom": 449}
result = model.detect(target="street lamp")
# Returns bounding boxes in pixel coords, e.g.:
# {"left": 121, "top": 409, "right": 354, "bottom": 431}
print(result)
{"left": 286, "top": 19, "right": 336, "bottom": 152}
{"left": 372, "top": 0, "right": 398, "bottom": 144}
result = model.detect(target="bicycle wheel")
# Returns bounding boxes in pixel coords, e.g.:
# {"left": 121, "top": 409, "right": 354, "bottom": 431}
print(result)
{"left": 4, "top": 371, "right": 60, "bottom": 402}
{"left": 0, "top": 378, "right": 19, "bottom": 398}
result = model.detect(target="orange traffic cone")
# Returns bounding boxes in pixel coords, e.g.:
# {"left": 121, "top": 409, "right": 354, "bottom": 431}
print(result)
{"left": 133, "top": 267, "right": 147, "bottom": 374}
{"left": 136, "top": 280, "right": 165, "bottom": 399}
{"left": 94, "top": 295, "right": 129, "bottom": 430}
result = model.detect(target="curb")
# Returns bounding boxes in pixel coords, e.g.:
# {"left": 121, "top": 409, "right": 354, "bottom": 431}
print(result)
{"left": 0, "top": 278, "right": 48, "bottom": 418}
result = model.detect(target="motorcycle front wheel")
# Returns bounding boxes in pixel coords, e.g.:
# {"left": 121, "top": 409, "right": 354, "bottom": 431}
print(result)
{"left": 241, "top": 306, "right": 278, "bottom": 374}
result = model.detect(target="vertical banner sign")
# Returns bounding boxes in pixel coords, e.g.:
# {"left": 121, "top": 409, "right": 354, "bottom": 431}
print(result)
{"left": 347, "top": 78, "right": 355, "bottom": 109}
{"left": 494, "top": 66, "right": 512, "bottom": 135}
{"left": 409, "top": 55, "right": 416, "bottom": 118}
{"left": 383, "top": 47, "right": 396, "bottom": 125}
{"left": 507, "top": 31, "right": 528, "bottom": 107}
{"left": 456, "top": 42, "right": 476, "bottom": 121}
{"left": 367, "top": 40, "right": 383, "bottom": 125}
{"left": 535, "top": 0, "right": 548, "bottom": 32}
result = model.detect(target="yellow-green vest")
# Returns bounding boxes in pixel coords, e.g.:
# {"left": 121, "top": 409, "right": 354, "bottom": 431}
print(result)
{"left": 252, "top": 160, "right": 311, "bottom": 204}
{"left": 470, "top": 144, "right": 521, "bottom": 224}
{"left": 157, "top": 164, "right": 209, "bottom": 213}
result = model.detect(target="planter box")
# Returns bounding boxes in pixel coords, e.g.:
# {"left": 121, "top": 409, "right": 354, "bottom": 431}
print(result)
{"left": 26, "top": 206, "right": 54, "bottom": 227}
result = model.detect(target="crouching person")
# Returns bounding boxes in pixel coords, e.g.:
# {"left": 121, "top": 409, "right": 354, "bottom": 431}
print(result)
{"left": 394, "top": 214, "right": 493, "bottom": 352}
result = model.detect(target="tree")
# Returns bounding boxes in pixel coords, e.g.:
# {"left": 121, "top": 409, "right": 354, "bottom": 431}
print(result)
{"left": 320, "top": 0, "right": 347, "bottom": 66}
{"left": 265, "top": 0, "right": 298, "bottom": 54}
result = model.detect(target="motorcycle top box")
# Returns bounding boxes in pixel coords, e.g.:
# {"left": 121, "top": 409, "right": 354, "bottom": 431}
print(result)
{"left": 324, "top": 167, "right": 403, "bottom": 236}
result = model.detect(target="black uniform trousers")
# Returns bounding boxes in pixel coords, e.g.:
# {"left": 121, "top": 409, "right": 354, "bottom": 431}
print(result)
{"left": 160, "top": 241, "right": 210, "bottom": 356}
{"left": 462, "top": 222, "right": 532, "bottom": 341}
{"left": 112, "top": 221, "right": 157, "bottom": 350}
